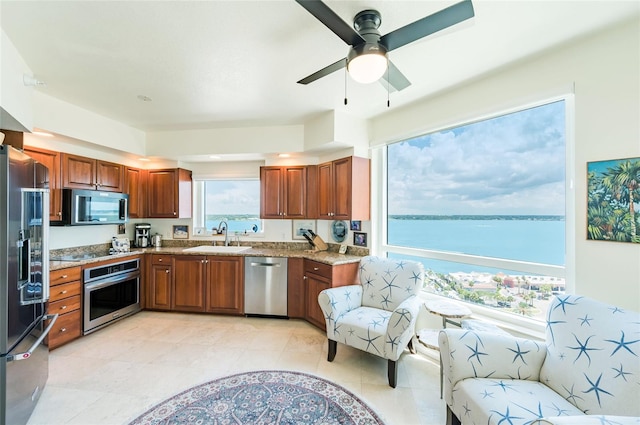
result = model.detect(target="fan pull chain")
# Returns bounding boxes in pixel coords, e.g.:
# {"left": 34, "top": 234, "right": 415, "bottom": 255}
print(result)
{"left": 344, "top": 66, "right": 348, "bottom": 105}
{"left": 387, "top": 58, "right": 390, "bottom": 108}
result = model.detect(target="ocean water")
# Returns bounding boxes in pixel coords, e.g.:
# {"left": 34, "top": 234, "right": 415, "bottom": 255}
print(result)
{"left": 387, "top": 218, "right": 565, "bottom": 274}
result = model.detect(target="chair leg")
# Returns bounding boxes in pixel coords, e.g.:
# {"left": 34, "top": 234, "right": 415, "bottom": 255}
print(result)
{"left": 327, "top": 339, "right": 337, "bottom": 362}
{"left": 387, "top": 359, "right": 397, "bottom": 388}
{"left": 446, "top": 406, "right": 461, "bottom": 425}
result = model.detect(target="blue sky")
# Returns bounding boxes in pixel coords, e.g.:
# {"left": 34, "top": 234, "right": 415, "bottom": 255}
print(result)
{"left": 387, "top": 101, "right": 566, "bottom": 216}
{"left": 205, "top": 180, "right": 260, "bottom": 215}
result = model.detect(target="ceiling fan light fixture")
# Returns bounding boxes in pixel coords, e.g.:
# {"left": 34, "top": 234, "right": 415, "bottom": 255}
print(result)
{"left": 347, "top": 43, "right": 388, "bottom": 84}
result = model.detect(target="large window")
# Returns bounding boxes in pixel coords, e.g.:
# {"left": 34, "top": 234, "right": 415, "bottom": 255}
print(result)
{"left": 193, "top": 180, "right": 262, "bottom": 235}
{"left": 383, "top": 100, "right": 567, "bottom": 320}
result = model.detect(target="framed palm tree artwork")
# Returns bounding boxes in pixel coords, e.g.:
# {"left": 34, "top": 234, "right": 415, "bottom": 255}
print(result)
{"left": 587, "top": 157, "right": 640, "bottom": 243}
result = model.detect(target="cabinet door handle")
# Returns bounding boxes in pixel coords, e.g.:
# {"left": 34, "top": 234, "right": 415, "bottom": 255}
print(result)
{"left": 61, "top": 274, "right": 68, "bottom": 279}
{"left": 158, "top": 258, "right": 163, "bottom": 262}
{"left": 57, "top": 212, "right": 62, "bottom": 216}
{"left": 173, "top": 212, "right": 177, "bottom": 216}
{"left": 60, "top": 290, "right": 68, "bottom": 295}
{"left": 303, "top": 276, "right": 307, "bottom": 280}
{"left": 165, "top": 269, "right": 170, "bottom": 274}
{"left": 313, "top": 267, "right": 319, "bottom": 271}
{"left": 61, "top": 305, "right": 67, "bottom": 310}
{"left": 60, "top": 328, "right": 67, "bottom": 333}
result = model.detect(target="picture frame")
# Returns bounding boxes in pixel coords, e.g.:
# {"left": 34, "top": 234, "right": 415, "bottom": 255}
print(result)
{"left": 587, "top": 157, "right": 640, "bottom": 243}
{"left": 172, "top": 225, "right": 189, "bottom": 239}
{"left": 339, "top": 244, "right": 348, "bottom": 254}
{"left": 350, "top": 220, "right": 361, "bottom": 231}
{"left": 353, "top": 232, "right": 367, "bottom": 247}
{"left": 292, "top": 219, "right": 316, "bottom": 240}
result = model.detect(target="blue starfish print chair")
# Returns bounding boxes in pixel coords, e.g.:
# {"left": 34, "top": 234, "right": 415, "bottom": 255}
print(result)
{"left": 439, "top": 295, "right": 640, "bottom": 425}
{"left": 317, "top": 255, "right": 425, "bottom": 387}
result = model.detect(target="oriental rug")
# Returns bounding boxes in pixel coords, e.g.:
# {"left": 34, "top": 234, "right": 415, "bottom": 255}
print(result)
{"left": 129, "top": 370, "right": 386, "bottom": 425}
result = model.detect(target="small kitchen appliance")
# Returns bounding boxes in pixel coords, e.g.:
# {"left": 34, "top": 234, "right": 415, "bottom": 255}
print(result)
{"left": 134, "top": 223, "right": 151, "bottom": 247}
{"left": 151, "top": 233, "right": 162, "bottom": 248}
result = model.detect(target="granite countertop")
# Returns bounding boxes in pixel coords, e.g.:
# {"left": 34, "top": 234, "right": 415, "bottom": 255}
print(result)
{"left": 50, "top": 246, "right": 363, "bottom": 270}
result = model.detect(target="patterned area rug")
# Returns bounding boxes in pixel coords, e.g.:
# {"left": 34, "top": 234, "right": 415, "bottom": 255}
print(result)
{"left": 129, "top": 370, "right": 386, "bottom": 425}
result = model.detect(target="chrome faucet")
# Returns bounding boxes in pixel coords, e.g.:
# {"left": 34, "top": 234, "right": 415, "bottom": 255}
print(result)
{"left": 217, "top": 220, "right": 229, "bottom": 246}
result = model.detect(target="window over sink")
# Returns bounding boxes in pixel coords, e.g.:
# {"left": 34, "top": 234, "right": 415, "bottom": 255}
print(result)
{"left": 192, "top": 179, "right": 262, "bottom": 235}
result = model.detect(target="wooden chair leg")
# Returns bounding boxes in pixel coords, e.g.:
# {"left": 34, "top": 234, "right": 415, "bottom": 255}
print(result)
{"left": 446, "top": 406, "right": 461, "bottom": 425}
{"left": 327, "top": 339, "right": 337, "bottom": 362}
{"left": 387, "top": 359, "right": 397, "bottom": 388}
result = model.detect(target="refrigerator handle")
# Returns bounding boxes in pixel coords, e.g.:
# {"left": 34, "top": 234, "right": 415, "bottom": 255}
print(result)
{"left": 6, "top": 314, "right": 59, "bottom": 362}
{"left": 16, "top": 232, "right": 30, "bottom": 290}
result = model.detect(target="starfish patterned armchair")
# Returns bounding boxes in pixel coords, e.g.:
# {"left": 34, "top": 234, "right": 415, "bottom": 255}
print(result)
{"left": 317, "top": 256, "right": 425, "bottom": 388}
{"left": 439, "top": 295, "right": 640, "bottom": 425}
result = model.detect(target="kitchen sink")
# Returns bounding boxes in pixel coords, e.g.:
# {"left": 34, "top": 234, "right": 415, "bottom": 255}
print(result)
{"left": 182, "top": 246, "right": 252, "bottom": 254}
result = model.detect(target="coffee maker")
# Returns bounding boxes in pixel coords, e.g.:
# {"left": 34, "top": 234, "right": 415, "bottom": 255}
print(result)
{"left": 134, "top": 223, "right": 151, "bottom": 248}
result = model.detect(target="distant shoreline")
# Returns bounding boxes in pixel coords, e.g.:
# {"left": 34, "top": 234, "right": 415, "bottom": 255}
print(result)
{"left": 389, "top": 215, "right": 564, "bottom": 221}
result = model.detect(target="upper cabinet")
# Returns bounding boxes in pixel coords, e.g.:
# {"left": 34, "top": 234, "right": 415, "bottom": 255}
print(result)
{"left": 61, "top": 153, "right": 123, "bottom": 192}
{"left": 317, "top": 156, "right": 370, "bottom": 220}
{"left": 124, "top": 167, "right": 147, "bottom": 219}
{"left": 260, "top": 166, "right": 307, "bottom": 219}
{"left": 23, "top": 146, "right": 63, "bottom": 222}
{"left": 147, "top": 168, "right": 192, "bottom": 218}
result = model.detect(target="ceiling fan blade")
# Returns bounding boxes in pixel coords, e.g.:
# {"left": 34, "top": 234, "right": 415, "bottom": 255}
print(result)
{"left": 295, "top": 0, "right": 365, "bottom": 46}
{"left": 380, "top": 0, "right": 475, "bottom": 52}
{"left": 380, "top": 60, "right": 411, "bottom": 92}
{"left": 297, "top": 58, "right": 347, "bottom": 85}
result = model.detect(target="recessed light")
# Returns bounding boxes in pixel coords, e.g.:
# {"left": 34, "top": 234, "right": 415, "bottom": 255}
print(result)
{"left": 137, "top": 95, "right": 152, "bottom": 102}
{"left": 209, "top": 155, "right": 221, "bottom": 159}
{"left": 138, "top": 157, "right": 151, "bottom": 162}
{"left": 278, "top": 153, "right": 291, "bottom": 158}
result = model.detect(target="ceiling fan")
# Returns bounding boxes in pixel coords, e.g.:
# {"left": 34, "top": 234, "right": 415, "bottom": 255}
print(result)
{"left": 295, "top": 0, "right": 475, "bottom": 92}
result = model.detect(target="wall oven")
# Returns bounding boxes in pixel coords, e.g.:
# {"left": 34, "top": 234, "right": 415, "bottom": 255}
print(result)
{"left": 83, "top": 258, "right": 140, "bottom": 334}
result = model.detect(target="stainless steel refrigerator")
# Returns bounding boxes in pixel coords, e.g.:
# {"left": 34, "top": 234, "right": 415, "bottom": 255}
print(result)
{"left": 0, "top": 145, "right": 56, "bottom": 425}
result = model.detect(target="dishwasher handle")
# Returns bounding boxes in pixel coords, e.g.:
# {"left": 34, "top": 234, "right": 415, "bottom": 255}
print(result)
{"left": 250, "top": 262, "right": 281, "bottom": 267}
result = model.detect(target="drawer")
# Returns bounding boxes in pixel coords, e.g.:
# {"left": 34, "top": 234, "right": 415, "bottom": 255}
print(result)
{"left": 49, "top": 295, "right": 81, "bottom": 315}
{"left": 151, "top": 254, "right": 172, "bottom": 265}
{"left": 50, "top": 267, "right": 82, "bottom": 285}
{"left": 304, "top": 260, "right": 332, "bottom": 279}
{"left": 46, "top": 310, "right": 82, "bottom": 350}
{"left": 49, "top": 281, "right": 82, "bottom": 302}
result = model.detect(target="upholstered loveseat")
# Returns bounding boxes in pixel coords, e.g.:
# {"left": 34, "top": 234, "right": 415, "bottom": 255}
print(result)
{"left": 439, "top": 295, "right": 640, "bottom": 425}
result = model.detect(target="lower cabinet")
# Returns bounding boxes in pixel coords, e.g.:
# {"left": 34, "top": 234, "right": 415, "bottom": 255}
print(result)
{"left": 47, "top": 266, "right": 82, "bottom": 349}
{"left": 287, "top": 258, "right": 305, "bottom": 319}
{"left": 303, "top": 260, "right": 359, "bottom": 331}
{"left": 148, "top": 254, "right": 173, "bottom": 310}
{"left": 206, "top": 256, "right": 244, "bottom": 314}
{"left": 173, "top": 255, "right": 206, "bottom": 312}
{"left": 147, "top": 254, "right": 244, "bottom": 315}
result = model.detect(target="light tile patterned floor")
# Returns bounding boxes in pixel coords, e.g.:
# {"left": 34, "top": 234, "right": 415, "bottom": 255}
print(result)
{"left": 27, "top": 311, "right": 445, "bottom": 425}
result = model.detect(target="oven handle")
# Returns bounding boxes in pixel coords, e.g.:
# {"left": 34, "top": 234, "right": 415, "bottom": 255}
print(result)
{"left": 6, "top": 314, "right": 59, "bottom": 362}
{"left": 85, "top": 271, "right": 140, "bottom": 291}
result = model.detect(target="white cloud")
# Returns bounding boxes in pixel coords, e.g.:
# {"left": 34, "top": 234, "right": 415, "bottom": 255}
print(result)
{"left": 388, "top": 101, "right": 566, "bottom": 215}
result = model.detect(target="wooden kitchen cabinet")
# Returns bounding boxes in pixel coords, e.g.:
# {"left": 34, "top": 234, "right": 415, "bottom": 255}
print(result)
{"left": 303, "top": 260, "right": 359, "bottom": 330}
{"left": 287, "top": 258, "right": 305, "bottom": 319}
{"left": 172, "top": 255, "right": 206, "bottom": 312}
{"left": 147, "top": 168, "right": 192, "bottom": 218}
{"left": 61, "top": 153, "right": 123, "bottom": 192}
{"left": 205, "top": 256, "right": 244, "bottom": 314}
{"left": 23, "top": 146, "right": 63, "bottom": 222}
{"left": 125, "top": 167, "right": 147, "bottom": 218}
{"left": 148, "top": 254, "right": 173, "bottom": 310}
{"left": 260, "top": 166, "right": 307, "bottom": 219}
{"left": 316, "top": 156, "right": 370, "bottom": 220}
{"left": 47, "top": 266, "right": 82, "bottom": 349}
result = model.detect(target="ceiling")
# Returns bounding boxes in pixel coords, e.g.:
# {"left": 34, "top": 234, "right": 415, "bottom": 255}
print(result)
{"left": 1, "top": 1, "right": 638, "bottom": 135}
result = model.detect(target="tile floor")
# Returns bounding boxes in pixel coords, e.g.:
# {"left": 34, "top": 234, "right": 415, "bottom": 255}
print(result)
{"left": 27, "top": 311, "right": 445, "bottom": 425}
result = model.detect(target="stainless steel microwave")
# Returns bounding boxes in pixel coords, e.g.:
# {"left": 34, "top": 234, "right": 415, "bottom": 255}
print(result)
{"left": 57, "top": 189, "right": 128, "bottom": 226}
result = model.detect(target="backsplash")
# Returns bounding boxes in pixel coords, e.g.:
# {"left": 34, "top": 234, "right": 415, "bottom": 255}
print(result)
{"left": 50, "top": 241, "right": 369, "bottom": 259}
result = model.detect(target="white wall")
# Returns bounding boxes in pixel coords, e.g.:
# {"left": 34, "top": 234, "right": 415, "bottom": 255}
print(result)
{"left": 0, "top": 29, "right": 34, "bottom": 131}
{"left": 370, "top": 18, "right": 640, "bottom": 311}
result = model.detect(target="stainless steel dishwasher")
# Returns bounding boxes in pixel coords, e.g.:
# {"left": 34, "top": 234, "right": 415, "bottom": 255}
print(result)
{"left": 244, "top": 257, "right": 288, "bottom": 317}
